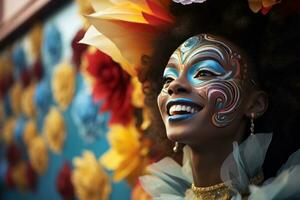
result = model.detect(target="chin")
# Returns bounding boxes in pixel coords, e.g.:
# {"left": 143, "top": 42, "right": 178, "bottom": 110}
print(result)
{"left": 165, "top": 126, "right": 193, "bottom": 142}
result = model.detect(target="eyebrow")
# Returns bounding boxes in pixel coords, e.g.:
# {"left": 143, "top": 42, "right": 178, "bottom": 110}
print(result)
{"left": 163, "top": 67, "right": 179, "bottom": 78}
{"left": 184, "top": 45, "right": 227, "bottom": 65}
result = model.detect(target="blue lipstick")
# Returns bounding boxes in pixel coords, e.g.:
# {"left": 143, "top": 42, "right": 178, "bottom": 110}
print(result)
{"left": 166, "top": 98, "right": 202, "bottom": 122}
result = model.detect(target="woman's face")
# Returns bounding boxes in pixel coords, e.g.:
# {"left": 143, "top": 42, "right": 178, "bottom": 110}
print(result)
{"left": 157, "top": 34, "right": 252, "bottom": 146}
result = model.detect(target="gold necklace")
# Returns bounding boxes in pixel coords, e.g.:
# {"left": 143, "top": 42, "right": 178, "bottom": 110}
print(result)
{"left": 191, "top": 172, "right": 264, "bottom": 200}
{"left": 191, "top": 182, "right": 232, "bottom": 200}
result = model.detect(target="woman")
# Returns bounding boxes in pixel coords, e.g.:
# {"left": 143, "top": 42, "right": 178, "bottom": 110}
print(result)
{"left": 140, "top": 0, "right": 300, "bottom": 199}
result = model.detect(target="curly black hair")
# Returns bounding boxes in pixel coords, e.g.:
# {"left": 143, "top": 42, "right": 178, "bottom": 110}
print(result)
{"left": 144, "top": 0, "right": 300, "bottom": 179}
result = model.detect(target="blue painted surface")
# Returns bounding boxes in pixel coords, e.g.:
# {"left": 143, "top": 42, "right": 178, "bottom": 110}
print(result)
{"left": 0, "top": 2, "right": 131, "bottom": 200}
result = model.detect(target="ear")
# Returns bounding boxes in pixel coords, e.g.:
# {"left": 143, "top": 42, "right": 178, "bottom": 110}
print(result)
{"left": 245, "top": 90, "right": 268, "bottom": 119}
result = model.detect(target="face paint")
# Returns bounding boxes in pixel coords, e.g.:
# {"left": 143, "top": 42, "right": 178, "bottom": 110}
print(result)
{"left": 160, "top": 34, "right": 244, "bottom": 127}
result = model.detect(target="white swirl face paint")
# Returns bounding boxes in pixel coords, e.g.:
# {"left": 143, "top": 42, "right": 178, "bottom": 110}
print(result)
{"left": 159, "top": 34, "right": 245, "bottom": 128}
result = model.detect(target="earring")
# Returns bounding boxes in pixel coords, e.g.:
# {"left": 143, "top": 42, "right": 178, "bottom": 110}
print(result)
{"left": 250, "top": 113, "right": 255, "bottom": 135}
{"left": 173, "top": 142, "right": 179, "bottom": 152}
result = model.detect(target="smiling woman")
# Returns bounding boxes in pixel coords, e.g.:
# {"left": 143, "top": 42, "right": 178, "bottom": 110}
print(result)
{"left": 140, "top": 0, "right": 300, "bottom": 199}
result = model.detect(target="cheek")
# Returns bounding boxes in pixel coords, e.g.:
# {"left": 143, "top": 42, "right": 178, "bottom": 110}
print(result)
{"left": 157, "top": 92, "right": 167, "bottom": 116}
{"left": 198, "top": 81, "right": 242, "bottom": 127}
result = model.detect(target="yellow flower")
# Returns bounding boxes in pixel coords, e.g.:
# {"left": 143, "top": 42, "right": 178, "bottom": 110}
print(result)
{"left": 29, "top": 136, "right": 48, "bottom": 174}
{"left": 2, "top": 117, "right": 16, "bottom": 145}
{"left": 21, "top": 83, "right": 36, "bottom": 118}
{"left": 248, "top": 0, "right": 281, "bottom": 13}
{"left": 43, "top": 107, "right": 65, "bottom": 153}
{"left": 52, "top": 62, "right": 76, "bottom": 110}
{"left": 12, "top": 161, "right": 28, "bottom": 191}
{"left": 72, "top": 151, "right": 111, "bottom": 200}
{"left": 0, "top": 55, "right": 13, "bottom": 82}
{"left": 76, "top": 0, "right": 94, "bottom": 30}
{"left": 29, "top": 23, "right": 43, "bottom": 60}
{"left": 80, "top": 0, "right": 174, "bottom": 77}
{"left": 100, "top": 121, "right": 149, "bottom": 185}
{"left": 23, "top": 120, "right": 38, "bottom": 147}
{"left": 10, "top": 82, "right": 22, "bottom": 115}
{"left": 131, "top": 77, "right": 145, "bottom": 108}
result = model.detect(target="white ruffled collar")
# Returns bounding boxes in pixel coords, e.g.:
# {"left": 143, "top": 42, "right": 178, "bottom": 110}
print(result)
{"left": 140, "top": 133, "right": 300, "bottom": 200}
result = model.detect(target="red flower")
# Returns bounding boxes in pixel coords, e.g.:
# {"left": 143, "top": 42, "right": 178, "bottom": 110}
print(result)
{"left": 56, "top": 162, "right": 75, "bottom": 200}
{"left": 84, "top": 49, "right": 133, "bottom": 125}
{"left": 6, "top": 144, "right": 22, "bottom": 166}
{"left": 32, "top": 59, "right": 43, "bottom": 81}
{"left": 71, "top": 28, "right": 88, "bottom": 70}
{"left": 0, "top": 73, "right": 13, "bottom": 98}
{"left": 26, "top": 162, "right": 37, "bottom": 190}
{"left": 5, "top": 166, "right": 15, "bottom": 188}
{"left": 20, "top": 69, "right": 31, "bottom": 87}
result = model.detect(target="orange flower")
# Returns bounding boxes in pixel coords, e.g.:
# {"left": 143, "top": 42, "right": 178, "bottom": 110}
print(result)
{"left": 248, "top": 0, "right": 281, "bottom": 13}
{"left": 80, "top": 0, "right": 174, "bottom": 77}
{"left": 131, "top": 181, "right": 152, "bottom": 200}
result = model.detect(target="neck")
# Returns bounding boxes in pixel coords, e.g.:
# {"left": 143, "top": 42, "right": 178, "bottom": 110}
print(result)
{"left": 190, "top": 140, "right": 233, "bottom": 187}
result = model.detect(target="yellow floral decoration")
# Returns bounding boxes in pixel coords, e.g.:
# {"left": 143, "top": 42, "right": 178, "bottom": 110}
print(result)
{"left": 0, "top": 55, "right": 13, "bottom": 82}
{"left": 100, "top": 121, "right": 150, "bottom": 185}
{"left": 76, "top": 0, "right": 94, "bottom": 30}
{"left": 21, "top": 83, "right": 37, "bottom": 118}
{"left": 29, "top": 23, "right": 43, "bottom": 60}
{"left": 52, "top": 62, "right": 76, "bottom": 110}
{"left": 10, "top": 82, "right": 22, "bottom": 115}
{"left": 12, "top": 161, "right": 28, "bottom": 191}
{"left": 29, "top": 136, "right": 48, "bottom": 174}
{"left": 23, "top": 120, "right": 38, "bottom": 147}
{"left": 43, "top": 107, "right": 65, "bottom": 154}
{"left": 72, "top": 151, "right": 111, "bottom": 200}
{"left": 2, "top": 117, "right": 16, "bottom": 145}
{"left": 131, "top": 77, "right": 145, "bottom": 108}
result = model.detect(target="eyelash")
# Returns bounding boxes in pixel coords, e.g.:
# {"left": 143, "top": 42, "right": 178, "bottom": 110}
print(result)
{"left": 194, "top": 69, "right": 218, "bottom": 78}
{"left": 163, "top": 77, "right": 174, "bottom": 86}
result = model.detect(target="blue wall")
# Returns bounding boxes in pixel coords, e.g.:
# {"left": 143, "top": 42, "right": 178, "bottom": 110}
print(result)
{"left": 1, "top": 2, "right": 131, "bottom": 200}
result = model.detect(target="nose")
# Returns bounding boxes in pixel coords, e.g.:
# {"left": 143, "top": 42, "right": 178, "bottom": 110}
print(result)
{"left": 167, "top": 77, "right": 191, "bottom": 96}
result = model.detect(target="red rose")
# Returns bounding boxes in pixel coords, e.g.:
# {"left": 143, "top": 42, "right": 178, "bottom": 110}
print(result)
{"left": 84, "top": 49, "right": 133, "bottom": 125}
{"left": 6, "top": 144, "right": 22, "bottom": 166}
{"left": 56, "top": 162, "right": 74, "bottom": 200}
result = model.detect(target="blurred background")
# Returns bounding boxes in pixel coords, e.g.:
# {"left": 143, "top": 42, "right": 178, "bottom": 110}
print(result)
{"left": 0, "top": 0, "right": 159, "bottom": 199}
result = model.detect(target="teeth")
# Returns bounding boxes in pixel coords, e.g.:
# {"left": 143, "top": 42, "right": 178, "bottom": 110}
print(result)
{"left": 169, "top": 104, "right": 199, "bottom": 115}
{"left": 187, "top": 106, "right": 191, "bottom": 112}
